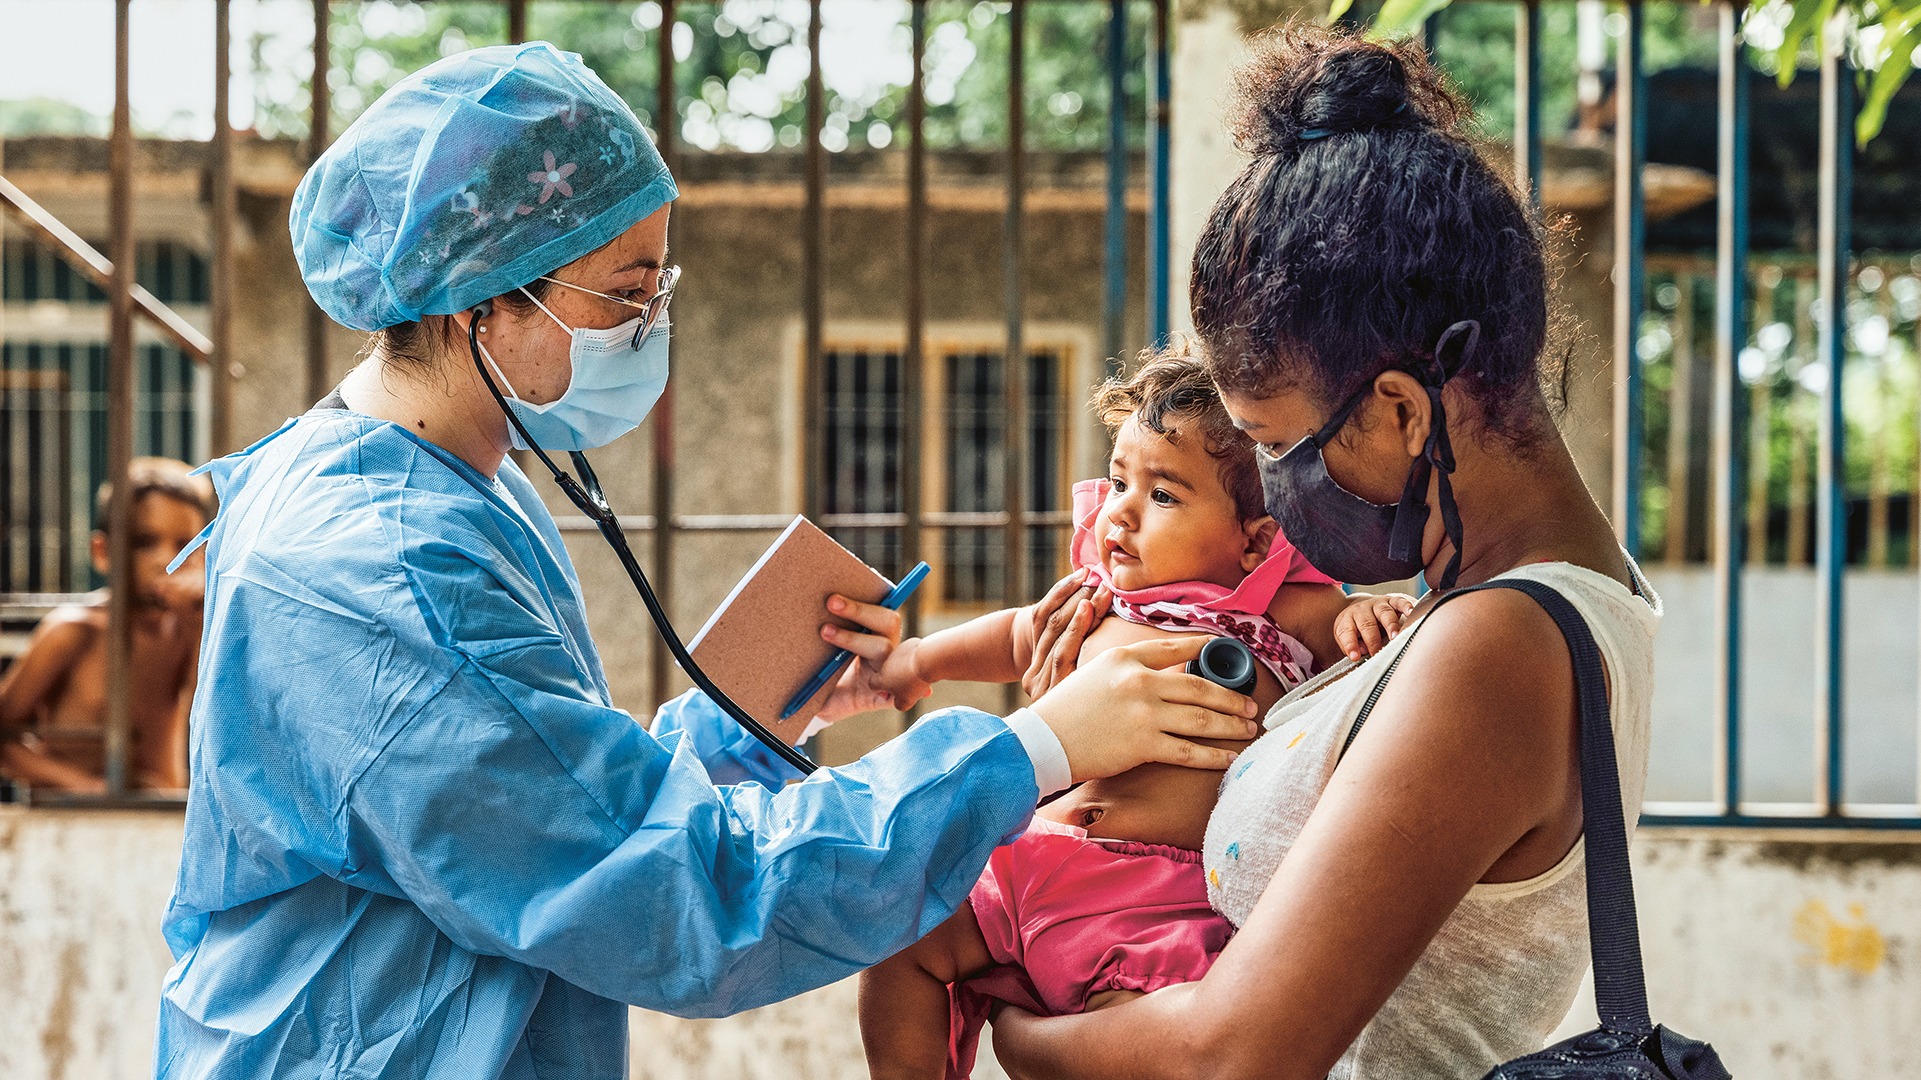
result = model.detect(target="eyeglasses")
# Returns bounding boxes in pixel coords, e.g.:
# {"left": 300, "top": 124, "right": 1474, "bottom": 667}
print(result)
{"left": 537, "top": 264, "right": 680, "bottom": 350}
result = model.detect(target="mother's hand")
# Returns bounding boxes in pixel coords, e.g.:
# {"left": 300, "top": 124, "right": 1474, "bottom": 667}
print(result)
{"left": 1029, "top": 637, "right": 1259, "bottom": 783}
{"left": 1020, "top": 570, "right": 1110, "bottom": 700}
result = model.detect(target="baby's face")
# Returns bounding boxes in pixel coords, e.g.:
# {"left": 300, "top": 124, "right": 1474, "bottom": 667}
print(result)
{"left": 1096, "top": 416, "right": 1259, "bottom": 593}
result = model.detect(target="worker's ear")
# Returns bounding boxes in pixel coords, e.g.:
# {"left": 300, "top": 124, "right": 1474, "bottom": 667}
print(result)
{"left": 90, "top": 531, "right": 109, "bottom": 576}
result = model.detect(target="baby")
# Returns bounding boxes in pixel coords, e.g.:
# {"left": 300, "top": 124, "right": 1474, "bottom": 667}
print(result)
{"left": 858, "top": 345, "right": 1410, "bottom": 1079}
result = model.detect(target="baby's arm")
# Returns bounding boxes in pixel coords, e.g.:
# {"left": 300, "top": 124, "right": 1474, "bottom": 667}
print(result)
{"left": 1333, "top": 592, "right": 1417, "bottom": 661}
{"left": 875, "top": 571, "right": 1105, "bottom": 704}
{"left": 859, "top": 904, "right": 998, "bottom": 1080}
{"left": 873, "top": 608, "right": 1026, "bottom": 706}
{"left": 1265, "top": 582, "right": 1354, "bottom": 670}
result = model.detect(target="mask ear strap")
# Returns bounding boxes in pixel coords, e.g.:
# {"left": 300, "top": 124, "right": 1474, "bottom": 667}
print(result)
{"left": 1389, "top": 319, "right": 1480, "bottom": 588}
{"left": 518, "top": 284, "right": 573, "bottom": 334}
{"left": 1312, "top": 380, "right": 1376, "bottom": 446}
{"left": 1427, "top": 320, "right": 1479, "bottom": 588}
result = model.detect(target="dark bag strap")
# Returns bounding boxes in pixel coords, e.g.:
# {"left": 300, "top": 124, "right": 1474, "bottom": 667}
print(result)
{"left": 1339, "top": 576, "right": 1654, "bottom": 1037}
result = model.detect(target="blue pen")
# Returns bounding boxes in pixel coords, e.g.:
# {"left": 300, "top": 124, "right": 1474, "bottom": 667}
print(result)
{"left": 780, "top": 560, "right": 931, "bottom": 720}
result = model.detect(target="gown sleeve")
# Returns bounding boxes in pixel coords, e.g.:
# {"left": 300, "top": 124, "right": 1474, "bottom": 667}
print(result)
{"left": 648, "top": 689, "right": 803, "bottom": 788}
{"left": 336, "top": 538, "right": 1038, "bottom": 1019}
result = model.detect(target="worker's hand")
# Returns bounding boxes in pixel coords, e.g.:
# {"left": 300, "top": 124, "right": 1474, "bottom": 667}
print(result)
{"left": 1029, "top": 637, "right": 1260, "bottom": 783}
{"left": 1333, "top": 592, "right": 1416, "bottom": 661}
{"left": 1020, "top": 570, "right": 1109, "bottom": 701}
{"left": 811, "top": 593, "right": 921, "bottom": 726}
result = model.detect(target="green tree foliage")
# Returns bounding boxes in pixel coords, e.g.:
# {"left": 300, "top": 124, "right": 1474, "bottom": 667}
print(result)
{"left": 1363, "top": 0, "right": 1920, "bottom": 145}
{"left": 249, "top": 0, "right": 1146, "bottom": 152}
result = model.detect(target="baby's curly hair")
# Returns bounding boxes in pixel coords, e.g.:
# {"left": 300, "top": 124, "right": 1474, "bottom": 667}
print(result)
{"left": 1090, "top": 338, "right": 1266, "bottom": 522}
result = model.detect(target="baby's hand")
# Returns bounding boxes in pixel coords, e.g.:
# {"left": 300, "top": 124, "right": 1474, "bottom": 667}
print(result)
{"left": 1333, "top": 592, "right": 1416, "bottom": 662}
{"left": 872, "top": 637, "right": 933, "bottom": 711}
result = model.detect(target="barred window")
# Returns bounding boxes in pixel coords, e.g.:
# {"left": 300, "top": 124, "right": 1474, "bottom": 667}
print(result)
{"left": 817, "top": 343, "right": 1069, "bottom": 607}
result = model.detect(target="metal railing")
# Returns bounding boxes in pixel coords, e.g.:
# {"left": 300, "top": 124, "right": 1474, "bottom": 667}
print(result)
{"left": 11, "top": 0, "right": 1918, "bottom": 828}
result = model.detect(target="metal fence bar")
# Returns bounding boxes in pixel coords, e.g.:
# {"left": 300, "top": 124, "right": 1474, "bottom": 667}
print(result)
{"left": 1103, "top": 0, "right": 1127, "bottom": 373}
{"left": 1513, "top": 0, "right": 1541, "bottom": 207}
{"left": 1003, "top": 1, "right": 1030, "bottom": 689}
{"left": 0, "top": 178, "right": 211, "bottom": 360}
{"left": 651, "top": 0, "right": 678, "bottom": 709}
{"left": 1711, "top": 0, "right": 1750, "bottom": 816}
{"left": 1814, "top": 20, "right": 1853, "bottom": 816}
{"left": 306, "top": 0, "right": 332, "bottom": 405}
{"left": 1147, "top": 0, "right": 1170, "bottom": 345}
{"left": 1611, "top": 0, "right": 1645, "bottom": 555}
{"left": 903, "top": 0, "right": 928, "bottom": 636}
{"left": 548, "top": 510, "right": 1078, "bottom": 534}
{"left": 210, "top": 0, "right": 235, "bottom": 457}
{"left": 802, "top": 0, "right": 825, "bottom": 524}
{"left": 104, "top": 0, "right": 135, "bottom": 797}
{"left": 1664, "top": 272, "right": 1695, "bottom": 564}
{"left": 507, "top": 0, "right": 528, "bottom": 43}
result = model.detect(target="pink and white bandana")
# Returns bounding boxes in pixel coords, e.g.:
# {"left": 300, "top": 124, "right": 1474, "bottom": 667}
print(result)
{"left": 1070, "top": 478, "right": 1335, "bottom": 689}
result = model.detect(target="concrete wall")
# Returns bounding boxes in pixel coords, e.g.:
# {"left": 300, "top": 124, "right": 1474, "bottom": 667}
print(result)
{"left": 4, "top": 808, "right": 1913, "bottom": 1080}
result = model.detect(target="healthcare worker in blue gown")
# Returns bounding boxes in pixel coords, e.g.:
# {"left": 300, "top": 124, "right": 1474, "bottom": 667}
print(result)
{"left": 154, "top": 43, "right": 1258, "bottom": 1079}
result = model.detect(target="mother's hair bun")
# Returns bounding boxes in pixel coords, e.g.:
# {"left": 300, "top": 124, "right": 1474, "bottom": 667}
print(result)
{"left": 1228, "top": 25, "right": 1468, "bottom": 155}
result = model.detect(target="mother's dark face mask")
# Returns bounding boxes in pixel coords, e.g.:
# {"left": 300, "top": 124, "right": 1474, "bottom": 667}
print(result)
{"left": 1256, "top": 320, "right": 1480, "bottom": 591}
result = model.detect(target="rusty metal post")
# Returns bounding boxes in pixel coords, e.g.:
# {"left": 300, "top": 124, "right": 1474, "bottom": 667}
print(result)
{"left": 507, "top": 0, "right": 528, "bottom": 43}
{"left": 1514, "top": 0, "right": 1542, "bottom": 206}
{"left": 211, "top": 0, "right": 235, "bottom": 457}
{"left": 105, "top": 0, "right": 136, "bottom": 796}
{"left": 305, "top": 0, "right": 331, "bottom": 405}
{"left": 802, "top": 0, "right": 826, "bottom": 522}
{"left": 1002, "top": 0, "right": 1028, "bottom": 710}
{"left": 903, "top": 0, "right": 927, "bottom": 638}
{"left": 650, "top": 0, "right": 678, "bottom": 709}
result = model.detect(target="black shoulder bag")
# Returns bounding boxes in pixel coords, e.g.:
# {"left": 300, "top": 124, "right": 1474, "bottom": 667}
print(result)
{"left": 1342, "top": 577, "right": 1731, "bottom": 1080}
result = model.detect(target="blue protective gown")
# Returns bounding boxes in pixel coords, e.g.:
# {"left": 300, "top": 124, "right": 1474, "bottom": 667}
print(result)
{"left": 155, "top": 409, "right": 1039, "bottom": 1079}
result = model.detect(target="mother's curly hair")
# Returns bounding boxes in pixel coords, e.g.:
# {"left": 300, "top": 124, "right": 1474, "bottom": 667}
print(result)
{"left": 1192, "top": 23, "right": 1554, "bottom": 441}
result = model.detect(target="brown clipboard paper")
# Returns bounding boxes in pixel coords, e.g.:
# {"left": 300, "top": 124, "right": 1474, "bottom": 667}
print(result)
{"left": 686, "top": 516, "right": 895, "bottom": 746}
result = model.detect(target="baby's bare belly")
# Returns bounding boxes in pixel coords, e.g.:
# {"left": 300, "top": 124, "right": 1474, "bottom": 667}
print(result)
{"left": 1035, "top": 617, "right": 1281, "bottom": 852}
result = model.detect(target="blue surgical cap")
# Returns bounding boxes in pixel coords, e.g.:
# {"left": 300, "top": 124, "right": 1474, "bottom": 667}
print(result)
{"left": 291, "top": 42, "right": 677, "bottom": 332}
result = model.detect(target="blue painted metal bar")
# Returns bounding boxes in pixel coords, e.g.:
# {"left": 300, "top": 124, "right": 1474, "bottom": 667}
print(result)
{"left": 1513, "top": 0, "right": 1541, "bottom": 207}
{"left": 1104, "top": 0, "right": 1128, "bottom": 373}
{"left": 1712, "top": 1, "right": 1750, "bottom": 818}
{"left": 1611, "top": 0, "right": 1646, "bottom": 556}
{"left": 1641, "top": 813, "right": 1921, "bottom": 832}
{"left": 1147, "top": 0, "right": 1171, "bottom": 346}
{"left": 1814, "top": 23, "right": 1853, "bottom": 816}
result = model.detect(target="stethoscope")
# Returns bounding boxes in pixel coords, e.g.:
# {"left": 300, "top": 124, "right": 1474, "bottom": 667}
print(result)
{"left": 465, "top": 292, "right": 819, "bottom": 776}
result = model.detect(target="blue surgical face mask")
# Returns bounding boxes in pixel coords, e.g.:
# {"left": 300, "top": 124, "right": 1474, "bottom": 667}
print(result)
{"left": 476, "top": 288, "right": 669, "bottom": 451}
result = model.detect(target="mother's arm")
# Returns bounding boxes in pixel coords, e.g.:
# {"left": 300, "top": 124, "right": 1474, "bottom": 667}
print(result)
{"left": 992, "top": 590, "right": 1584, "bottom": 1080}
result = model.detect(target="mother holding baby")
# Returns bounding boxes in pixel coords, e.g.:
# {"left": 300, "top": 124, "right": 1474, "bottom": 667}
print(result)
{"left": 988, "top": 25, "right": 1661, "bottom": 1080}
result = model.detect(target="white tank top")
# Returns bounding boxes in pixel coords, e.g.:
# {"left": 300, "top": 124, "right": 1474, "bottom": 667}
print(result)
{"left": 1202, "top": 557, "right": 1661, "bottom": 1080}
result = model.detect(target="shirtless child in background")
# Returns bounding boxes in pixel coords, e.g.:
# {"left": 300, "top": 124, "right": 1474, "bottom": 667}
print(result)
{"left": 0, "top": 458, "right": 213, "bottom": 794}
